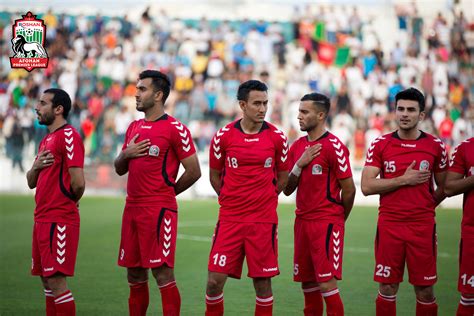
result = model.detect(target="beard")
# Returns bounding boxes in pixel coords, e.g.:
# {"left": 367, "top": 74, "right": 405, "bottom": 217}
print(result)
{"left": 136, "top": 98, "right": 154, "bottom": 112}
{"left": 38, "top": 111, "right": 55, "bottom": 126}
{"left": 300, "top": 122, "right": 316, "bottom": 132}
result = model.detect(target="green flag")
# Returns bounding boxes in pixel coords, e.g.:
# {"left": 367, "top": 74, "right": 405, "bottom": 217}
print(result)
{"left": 334, "top": 46, "right": 351, "bottom": 67}
{"left": 313, "top": 21, "right": 325, "bottom": 41}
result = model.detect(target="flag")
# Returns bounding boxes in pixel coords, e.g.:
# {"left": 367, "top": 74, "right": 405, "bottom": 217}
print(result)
{"left": 334, "top": 46, "right": 351, "bottom": 67}
{"left": 313, "top": 21, "right": 325, "bottom": 41}
{"left": 317, "top": 41, "right": 336, "bottom": 65}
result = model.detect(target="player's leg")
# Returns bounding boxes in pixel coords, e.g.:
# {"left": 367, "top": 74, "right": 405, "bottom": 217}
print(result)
{"left": 127, "top": 267, "right": 149, "bottom": 316}
{"left": 253, "top": 277, "right": 273, "bottom": 316}
{"left": 32, "top": 222, "right": 56, "bottom": 316}
{"left": 302, "top": 282, "right": 323, "bottom": 316}
{"left": 295, "top": 219, "right": 323, "bottom": 316}
{"left": 407, "top": 224, "right": 438, "bottom": 316}
{"left": 206, "top": 271, "right": 227, "bottom": 316}
{"left": 413, "top": 285, "right": 437, "bottom": 316}
{"left": 458, "top": 293, "right": 474, "bottom": 316}
{"left": 457, "top": 237, "right": 474, "bottom": 315}
{"left": 207, "top": 221, "right": 245, "bottom": 316}
{"left": 374, "top": 224, "right": 405, "bottom": 316}
{"left": 119, "top": 206, "right": 148, "bottom": 316}
{"left": 41, "top": 277, "right": 56, "bottom": 316}
{"left": 46, "top": 273, "right": 75, "bottom": 316}
{"left": 314, "top": 222, "right": 345, "bottom": 316}
{"left": 246, "top": 223, "right": 279, "bottom": 316}
{"left": 152, "top": 265, "right": 180, "bottom": 316}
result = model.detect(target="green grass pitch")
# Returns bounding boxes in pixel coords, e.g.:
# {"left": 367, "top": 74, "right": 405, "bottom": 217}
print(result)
{"left": 0, "top": 195, "right": 462, "bottom": 315}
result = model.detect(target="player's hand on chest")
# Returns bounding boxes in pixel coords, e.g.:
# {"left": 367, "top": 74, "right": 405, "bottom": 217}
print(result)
{"left": 383, "top": 150, "right": 434, "bottom": 176}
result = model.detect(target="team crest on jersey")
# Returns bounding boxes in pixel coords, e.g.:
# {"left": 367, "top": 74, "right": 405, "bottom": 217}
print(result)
{"left": 264, "top": 157, "right": 272, "bottom": 168}
{"left": 149, "top": 145, "right": 160, "bottom": 157}
{"left": 419, "top": 160, "right": 430, "bottom": 171}
{"left": 312, "top": 164, "right": 323, "bottom": 175}
{"left": 10, "top": 12, "right": 49, "bottom": 71}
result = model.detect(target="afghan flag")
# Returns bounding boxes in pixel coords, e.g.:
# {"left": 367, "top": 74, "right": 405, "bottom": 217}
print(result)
{"left": 317, "top": 41, "right": 336, "bottom": 65}
{"left": 334, "top": 46, "right": 351, "bottom": 67}
{"left": 313, "top": 21, "right": 325, "bottom": 41}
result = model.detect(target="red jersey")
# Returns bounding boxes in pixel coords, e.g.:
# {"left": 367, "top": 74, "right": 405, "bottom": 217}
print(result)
{"left": 364, "top": 131, "right": 448, "bottom": 224}
{"left": 288, "top": 131, "right": 352, "bottom": 223}
{"left": 209, "top": 119, "right": 288, "bottom": 223}
{"left": 35, "top": 124, "right": 84, "bottom": 224}
{"left": 123, "top": 114, "right": 196, "bottom": 209}
{"left": 449, "top": 137, "right": 474, "bottom": 237}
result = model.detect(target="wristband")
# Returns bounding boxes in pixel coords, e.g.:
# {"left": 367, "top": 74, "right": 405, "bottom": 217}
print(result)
{"left": 291, "top": 164, "right": 302, "bottom": 177}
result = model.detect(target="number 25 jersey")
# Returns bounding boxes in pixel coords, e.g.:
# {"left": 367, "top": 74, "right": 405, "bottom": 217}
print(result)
{"left": 209, "top": 119, "right": 289, "bottom": 224}
{"left": 364, "top": 131, "right": 447, "bottom": 224}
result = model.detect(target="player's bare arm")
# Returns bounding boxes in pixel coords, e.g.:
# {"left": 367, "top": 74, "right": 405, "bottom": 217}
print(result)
{"left": 361, "top": 161, "right": 431, "bottom": 195}
{"left": 284, "top": 144, "right": 322, "bottom": 196}
{"left": 339, "top": 177, "right": 356, "bottom": 221}
{"left": 209, "top": 168, "right": 222, "bottom": 195}
{"left": 114, "top": 133, "right": 151, "bottom": 176}
{"left": 26, "top": 150, "right": 54, "bottom": 189}
{"left": 276, "top": 170, "right": 289, "bottom": 194}
{"left": 69, "top": 167, "right": 85, "bottom": 201}
{"left": 445, "top": 172, "right": 474, "bottom": 196}
{"left": 174, "top": 153, "right": 201, "bottom": 195}
{"left": 433, "top": 171, "right": 447, "bottom": 205}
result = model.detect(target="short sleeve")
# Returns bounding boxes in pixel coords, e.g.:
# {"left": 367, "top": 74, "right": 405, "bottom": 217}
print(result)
{"left": 63, "top": 128, "right": 84, "bottom": 168}
{"left": 273, "top": 128, "right": 289, "bottom": 172}
{"left": 288, "top": 141, "right": 299, "bottom": 171}
{"left": 329, "top": 137, "right": 352, "bottom": 179}
{"left": 433, "top": 138, "right": 448, "bottom": 173}
{"left": 170, "top": 120, "right": 196, "bottom": 160}
{"left": 209, "top": 126, "right": 230, "bottom": 170}
{"left": 121, "top": 121, "right": 135, "bottom": 151}
{"left": 364, "top": 136, "right": 384, "bottom": 169}
{"left": 449, "top": 142, "right": 466, "bottom": 175}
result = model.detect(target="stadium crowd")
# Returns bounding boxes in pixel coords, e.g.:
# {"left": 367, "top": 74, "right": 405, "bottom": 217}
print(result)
{"left": 0, "top": 4, "right": 472, "bottom": 172}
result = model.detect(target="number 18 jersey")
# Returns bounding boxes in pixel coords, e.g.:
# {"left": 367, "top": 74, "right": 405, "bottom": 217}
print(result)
{"left": 209, "top": 119, "right": 289, "bottom": 223}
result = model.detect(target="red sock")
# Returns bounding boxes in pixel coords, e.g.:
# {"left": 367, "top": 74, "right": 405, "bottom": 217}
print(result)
{"left": 159, "top": 280, "right": 181, "bottom": 316}
{"left": 129, "top": 281, "right": 149, "bottom": 316}
{"left": 44, "top": 289, "right": 56, "bottom": 316}
{"left": 255, "top": 295, "right": 273, "bottom": 316}
{"left": 376, "top": 291, "right": 396, "bottom": 316}
{"left": 54, "top": 290, "right": 75, "bottom": 316}
{"left": 457, "top": 295, "right": 474, "bottom": 316}
{"left": 322, "top": 289, "right": 344, "bottom": 316}
{"left": 205, "top": 292, "right": 224, "bottom": 316}
{"left": 416, "top": 298, "right": 438, "bottom": 316}
{"left": 303, "top": 286, "right": 323, "bottom": 316}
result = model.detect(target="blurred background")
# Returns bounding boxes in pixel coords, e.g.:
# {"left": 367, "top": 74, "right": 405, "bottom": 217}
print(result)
{"left": 0, "top": 0, "right": 472, "bottom": 205}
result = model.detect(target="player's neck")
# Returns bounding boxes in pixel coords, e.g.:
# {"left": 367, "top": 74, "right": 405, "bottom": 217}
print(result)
{"left": 397, "top": 128, "right": 421, "bottom": 140}
{"left": 144, "top": 105, "right": 165, "bottom": 121}
{"left": 47, "top": 118, "right": 67, "bottom": 133}
{"left": 240, "top": 118, "right": 262, "bottom": 134}
{"left": 307, "top": 125, "right": 326, "bottom": 142}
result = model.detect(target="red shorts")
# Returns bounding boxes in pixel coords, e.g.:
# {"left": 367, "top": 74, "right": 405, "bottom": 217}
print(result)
{"left": 31, "top": 221, "right": 79, "bottom": 277}
{"left": 208, "top": 221, "right": 279, "bottom": 279}
{"left": 118, "top": 205, "right": 177, "bottom": 268}
{"left": 459, "top": 236, "right": 474, "bottom": 294}
{"left": 293, "top": 219, "right": 344, "bottom": 283}
{"left": 374, "top": 223, "right": 437, "bottom": 285}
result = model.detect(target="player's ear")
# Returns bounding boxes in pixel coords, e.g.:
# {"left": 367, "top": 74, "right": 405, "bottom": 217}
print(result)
{"left": 238, "top": 100, "right": 246, "bottom": 111}
{"left": 54, "top": 105, "right": 64, "bottom": 116}
{"left": 154, "top": 90, "right": 164, "bottom": 103}
{"left": 419, "top": 111, "right": 425, "bottom": 121}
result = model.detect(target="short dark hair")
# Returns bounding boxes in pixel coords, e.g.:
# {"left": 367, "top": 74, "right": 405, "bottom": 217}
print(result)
{"left": 301, "top": 92, "right": 330, "bottom": 115}
{"left": 138, "top": 69, "right": 171, "bottom": 103}
{"left": 237, "top": 80, "right": 268, "bottom": 102}
{"left": 395, "top": 87, "right": 425, "bottom": 112}
{"left": 43, "top": 88, "right": 71, "bottom": 119}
